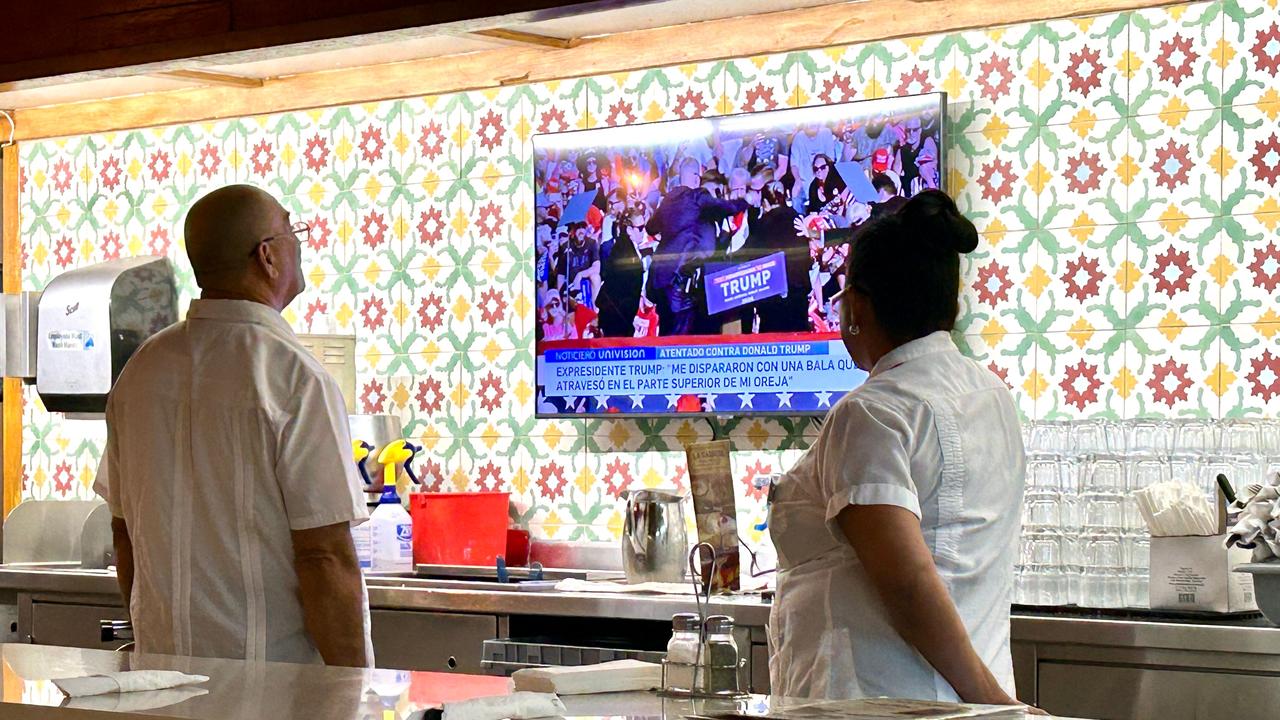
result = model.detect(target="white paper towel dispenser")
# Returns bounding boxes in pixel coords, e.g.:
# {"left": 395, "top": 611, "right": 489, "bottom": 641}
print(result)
{"left": 33, "top": 256, "right": 178, "bottom": 414}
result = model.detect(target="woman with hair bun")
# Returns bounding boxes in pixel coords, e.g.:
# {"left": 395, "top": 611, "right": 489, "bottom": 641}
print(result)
{"left": 767, "top": 190, "right": 1033, "bottom": 710}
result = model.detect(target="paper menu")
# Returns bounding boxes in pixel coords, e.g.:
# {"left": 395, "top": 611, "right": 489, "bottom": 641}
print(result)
{"left": 686, "top": 439, "right": 741, "bottom": 592}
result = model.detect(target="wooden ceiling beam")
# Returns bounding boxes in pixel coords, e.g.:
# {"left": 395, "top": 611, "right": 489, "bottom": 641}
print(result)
{"left": 11, "top": 0, "right": 1183, "bottom": 141}
{"left": 468, "top": 28, "right": 581, "bottom": 50}
{"left": 149, "top": 69, "right": 265, "bottom": 88}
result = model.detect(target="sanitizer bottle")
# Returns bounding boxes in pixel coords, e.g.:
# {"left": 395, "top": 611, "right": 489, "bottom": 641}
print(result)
{"left": 351, "top": 440, "right": 376, "bottom": 571}
{"left": 370, "top": 483, "right": 414, "bottom": 573}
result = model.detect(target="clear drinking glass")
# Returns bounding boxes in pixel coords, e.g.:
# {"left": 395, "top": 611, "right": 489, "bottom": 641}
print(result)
{"left": 1080, "top": 533, "right": 1127, "bottom": 608}
{"left": 1073, "top": 420, "right": 1112, "bottom": 455}
{"left": 1220, "top": 420, "right": 1261, "bottom": 456}
{"left": 1128, "top": 420, "right": 1172, "bottom": 456}
{"left": 1175, "top": 420, "right": 1218, "bottom": 455}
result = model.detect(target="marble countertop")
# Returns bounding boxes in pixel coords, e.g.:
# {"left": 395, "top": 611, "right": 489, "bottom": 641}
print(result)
{"left": 0, "top": 644, "right": 1075, "bottom": 720}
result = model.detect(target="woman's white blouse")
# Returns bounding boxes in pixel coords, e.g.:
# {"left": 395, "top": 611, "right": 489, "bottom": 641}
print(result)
{"left": 768, "top": 331, "right": 1026, "bottom": 701}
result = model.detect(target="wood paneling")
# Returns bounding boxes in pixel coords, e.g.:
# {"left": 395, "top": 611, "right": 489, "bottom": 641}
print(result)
{"left": 12, "top": 0, "right": 1179, "bottom": 141}
{"left": 2, "top": 144, "right": 21, "bottom": 518}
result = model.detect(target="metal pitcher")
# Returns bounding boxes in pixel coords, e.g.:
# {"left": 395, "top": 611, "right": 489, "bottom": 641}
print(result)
{"left": 622, "top": 489, "right": 688, "bottom": 584}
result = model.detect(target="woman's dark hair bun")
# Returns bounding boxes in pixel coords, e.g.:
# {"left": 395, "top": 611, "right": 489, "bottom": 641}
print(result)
{"left": 901, "top": 189, "right": 979, "bottom": 254}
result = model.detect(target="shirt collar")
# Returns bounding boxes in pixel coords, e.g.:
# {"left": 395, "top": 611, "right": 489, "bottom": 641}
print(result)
{"left": 186, "top": 299, "right": 294, "bottom": 335}
{"left": 869, "top": 331, "right": 956, "bottom": 378}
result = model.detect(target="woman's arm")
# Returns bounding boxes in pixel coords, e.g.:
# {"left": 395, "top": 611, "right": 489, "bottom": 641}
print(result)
{"left": 835, "top": 504, "right": 1017, "bottom": 706}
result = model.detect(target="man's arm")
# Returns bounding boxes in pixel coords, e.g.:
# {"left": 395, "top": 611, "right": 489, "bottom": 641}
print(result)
{"left": 696, "top": 193, "right": 750, "bottom": 221}
{"left": 292, "top": 523, "right": 367, "bottom": 668}
{"left": 111, "top": 517, "right": 134, "bottom": 610}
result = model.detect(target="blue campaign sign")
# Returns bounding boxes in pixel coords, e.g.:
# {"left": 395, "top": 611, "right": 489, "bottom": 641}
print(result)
{"left": 704, "top": 252, "right": 788, "bottom": 315}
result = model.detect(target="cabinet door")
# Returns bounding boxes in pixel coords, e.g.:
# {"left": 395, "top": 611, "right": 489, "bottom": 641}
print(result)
{"left": 1038, "top": 661, "right": 1280, "bottom": 720}
{"left": 29, "top": 602, "right": 128, "bottom": 650}
{"left": 370, "top": 610, "right": 498, "bottom": 673}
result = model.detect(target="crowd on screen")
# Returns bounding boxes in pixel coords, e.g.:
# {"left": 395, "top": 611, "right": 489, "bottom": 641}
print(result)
{"left": 534, "top": 107, "right": 942, "bottom": 343}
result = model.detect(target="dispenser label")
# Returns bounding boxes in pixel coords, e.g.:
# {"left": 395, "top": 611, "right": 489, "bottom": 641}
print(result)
{"left": 47, "top": 330, "right": 95, "bottom": 351}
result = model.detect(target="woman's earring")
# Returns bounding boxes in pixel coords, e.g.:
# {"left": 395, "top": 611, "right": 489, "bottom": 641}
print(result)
{"left": 848, "top": 324, "right": 860, "bottom": 336}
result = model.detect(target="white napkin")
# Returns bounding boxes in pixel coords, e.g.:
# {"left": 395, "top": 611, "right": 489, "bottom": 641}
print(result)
{"left": 441, "top": 691, "right": 566, "bottom": 720}
{"left": 511, "top": 660, "right": 662, "bottom": 695}
{"left": 53, "top": 670, "right": 209, "bottom": 698}
{"left": 64, "top": 686, "right": 209, "bottom": 712}
{"left": 553, "top": 579, "right": 693, "bottom": 595}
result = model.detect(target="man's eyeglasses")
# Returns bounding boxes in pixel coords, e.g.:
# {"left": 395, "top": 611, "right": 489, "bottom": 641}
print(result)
{"left": 251, "top": 221, "right": 310, "bottom": 257}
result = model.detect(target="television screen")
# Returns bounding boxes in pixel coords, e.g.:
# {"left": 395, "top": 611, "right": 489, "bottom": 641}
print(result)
{"left": 533, "top": 92, "right": 947, "bottom": 417}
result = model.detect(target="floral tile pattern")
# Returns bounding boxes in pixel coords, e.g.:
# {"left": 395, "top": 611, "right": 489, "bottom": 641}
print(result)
{"left": 14, "top": 0, "right": 1280, "bottom": 538}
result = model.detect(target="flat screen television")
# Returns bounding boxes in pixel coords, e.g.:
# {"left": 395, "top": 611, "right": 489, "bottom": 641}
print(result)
{"left": 533, "top": 92, "right": 947, "bottom": 417}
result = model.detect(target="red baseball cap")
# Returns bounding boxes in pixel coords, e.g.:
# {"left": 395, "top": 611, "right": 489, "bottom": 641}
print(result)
{"left": 872, "top": 147, "right": 892, "bottom": 173}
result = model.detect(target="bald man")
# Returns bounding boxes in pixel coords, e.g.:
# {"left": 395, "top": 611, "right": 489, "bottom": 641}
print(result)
{"left": 94, "top": 185, "right": 373, "bottom": 667}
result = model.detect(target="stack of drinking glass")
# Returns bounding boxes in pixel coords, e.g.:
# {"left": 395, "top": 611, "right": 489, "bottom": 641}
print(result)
{"left": 1017, "top": 419, "right": 1280, "bottom": 609}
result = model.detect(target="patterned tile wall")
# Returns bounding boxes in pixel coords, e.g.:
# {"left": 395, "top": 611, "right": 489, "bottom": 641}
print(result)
{"left": 15, "top": 0, "right": 1280, "bottom": 545}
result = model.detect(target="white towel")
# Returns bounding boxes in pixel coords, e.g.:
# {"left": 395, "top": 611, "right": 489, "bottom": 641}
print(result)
{"left": 441, "top": 692, "right": 566, "bottom": 720}
{"left": 53, "top": 671, "right": 209, "bottom": 698}
{"left": 553, "top": 579, "right": 694, "bottom": 595}
{"left": 511, "top": 660, "right": 663, "bottom": 695}
{"left": 64, "top": 686, "right": 209, "bottom": 712}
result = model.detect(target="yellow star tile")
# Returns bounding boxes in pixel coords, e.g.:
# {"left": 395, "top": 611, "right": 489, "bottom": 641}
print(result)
{"left": 1112, "top": 367, "right": 1136, "bottom": 399}
{"left": 746, "top": 420, "right": 771, "bottom": 450}
{"left": 362, "top": 261, "right": 383, "bottom": 285}
{"left": 307, "top": 182, "right": 326, "bottom": 207}
{"left": 32, "top": 170, "right": 46, "bottom": 189}
{"left": 600, "top": 421, "right": 629, "bottom": 452}
{"left": 1257, "top": 198, "right": 1280, "bottom": 230}
{"left": 792, "top": 88, "right": 810, "bottom": 108}
{"left": 1260, "top": 88, "right": 1280, "bottom": 121}
{"left": 481, "top": 424, "right": 500, "bottom": 450}
{"left": 1211, "top": 38, "right": 1236, "bottom": 70}
{"left": 865, "top": 78, "right": 886, "bottom": 99}
{"left": 478, "top": 340, "right": 504, "bottom": 367}
{"left": 947, "top": 168, "right": 968, "bottom": 194}
{"left": 1027, "top": 60, "right": 1052, "bottom": 91}
{"left": 1068, "top": 317, "right": 1095, "bottom": 349}
{"left": 1069, "top": 108, "right": 1098, "bottom": 137}
{"left": 482, "top": 163, "right": 502, "bottom": 190}
{"left": 543, "top": 422, "right": 565, "bottom": 450}
{"left": 1025, "top": 265, "right": 1051, "bottom": 298}
{"left": 308, "top": 266, "right": 325, "bottom": 288}
{"left": 280, "top": 143, "right": 296, "bottom": 166}
{"left": 1205, "top": 363, "right": 1236, "bottom": 398}
{"left": 512, "top": 467, "right": 531, "bottom": 495}
{"left": 1212, "top": 146, "right": 1236, "bottom": 178}
{"left": 450, "top": 208, "right": 470, "bottom": 237}
{"left": 670, "top": 421, "right": 696, "bottom": 449}
{"left": 1209, "top": 254, "right": 1236, "bottom": 287}
{"left": 1254, "top": 309, "right": 1280, "bottom": 339}
{"left": 1116, "top": 51, "right": 1143, "bottom": 79}
{"left": 1159, "top": 97, "right": 1190, "bottom": 127}
{"left": 1117, "top": 155, "right": 1139, "bottom": 186}
{"left": 393, "top": 130, "right": 409, "bottom": 157}
{"left": 450, "top": 468, "right": 469, "bottom": 492}
{"left": 391, "top": 381, "right": 411, "bottom": 409}
{"left": 103, "top": 199, "right": 119, "bottom": 223}
{"left": 575, "top": 465, "right": 596, "bottom": 495}
{"left": 450, "top": 382, "right": 470, "bottom": 408}
{"left": 55, "top": 204, "right": 71, "bottom": 226}
{"left": 1023, "top": 370, "right": 1047, "bottom": 401}
{"left": 606, "top": 511, "right": 625, "bottom": 540}
{"left": 943, "top": 68, "right": 966, "bottom": 98}
{"left": 981, "top": 318, "right": 1008, "bottom": 344}
{"left": 1157, "top": 310, "right": 1187, "bottom": 342}
{"left": 336, "top": 302, "right": 353, "bottom": 328}
{"left": 982, "top": 115, "right": 1011, "bottom": 146}
{"left": 126, "top": 158, "right": 142, "bottom": 181}
{"left": 1027, "top": 162, "right": 1050, "bottom": 194}
{"left": 643, "top": 101, "right": 665, "bottom": 123}
{"left": 641, "top": 468, "right": 666, "bottom": 488}
{"left": 482, "top": 249, "right": 502, "bottom": 278}
{"left": 1158, "top": 204, "right": 1190, "bottom": 234}
{"left": 335, "top": 136, "right": 353, "bottom": 163}
{"left": 363, "top": 175, "right": 383, "bottom": 202}
{"left": 513, "top": 378, "right": 533, "bottom": 407}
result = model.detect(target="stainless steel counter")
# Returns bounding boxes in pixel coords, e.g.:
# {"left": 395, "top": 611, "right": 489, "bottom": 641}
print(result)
{"left": 4, "top": 567, "right": 1280, "bottom": 720}
{"left": 0, "top": 643, "right": 1077, "bottom": 720}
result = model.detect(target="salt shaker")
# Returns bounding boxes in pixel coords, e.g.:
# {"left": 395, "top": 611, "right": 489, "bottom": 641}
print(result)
{"left": 665, "top": 613, "right": 700, "bottom": 693}
{"left": 698, "top": 615, "right": 740, "bottom": 695}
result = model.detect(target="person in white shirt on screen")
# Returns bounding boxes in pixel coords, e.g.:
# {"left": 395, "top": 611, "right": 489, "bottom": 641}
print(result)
{"left": 768, "top": 190, "right": 1035, "bottom": 710}
{"left": 95, "top": 184, "right": 373, "bottom": 667}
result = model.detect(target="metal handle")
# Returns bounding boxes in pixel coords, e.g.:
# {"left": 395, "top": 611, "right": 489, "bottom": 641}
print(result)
{"left": 100, "top": 620, "right": 133, "bottom": 642}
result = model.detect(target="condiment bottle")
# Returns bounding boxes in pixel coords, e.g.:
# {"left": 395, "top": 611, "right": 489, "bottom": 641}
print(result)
{"left": 665, "top": 613, "right": 700, "bottom": 693}
{"left": 699, "top": 615, "right": 740, "bottom": 695}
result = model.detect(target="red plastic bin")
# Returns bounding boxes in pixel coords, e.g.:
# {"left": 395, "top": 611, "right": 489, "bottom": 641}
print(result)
{"left": 410, "top": 491, "right": 510, "bottom": 566}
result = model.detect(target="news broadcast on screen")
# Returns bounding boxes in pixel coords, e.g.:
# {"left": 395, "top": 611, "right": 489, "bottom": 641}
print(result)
{"left": 533, "top": 92, "right": 946, "bottom": 417}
